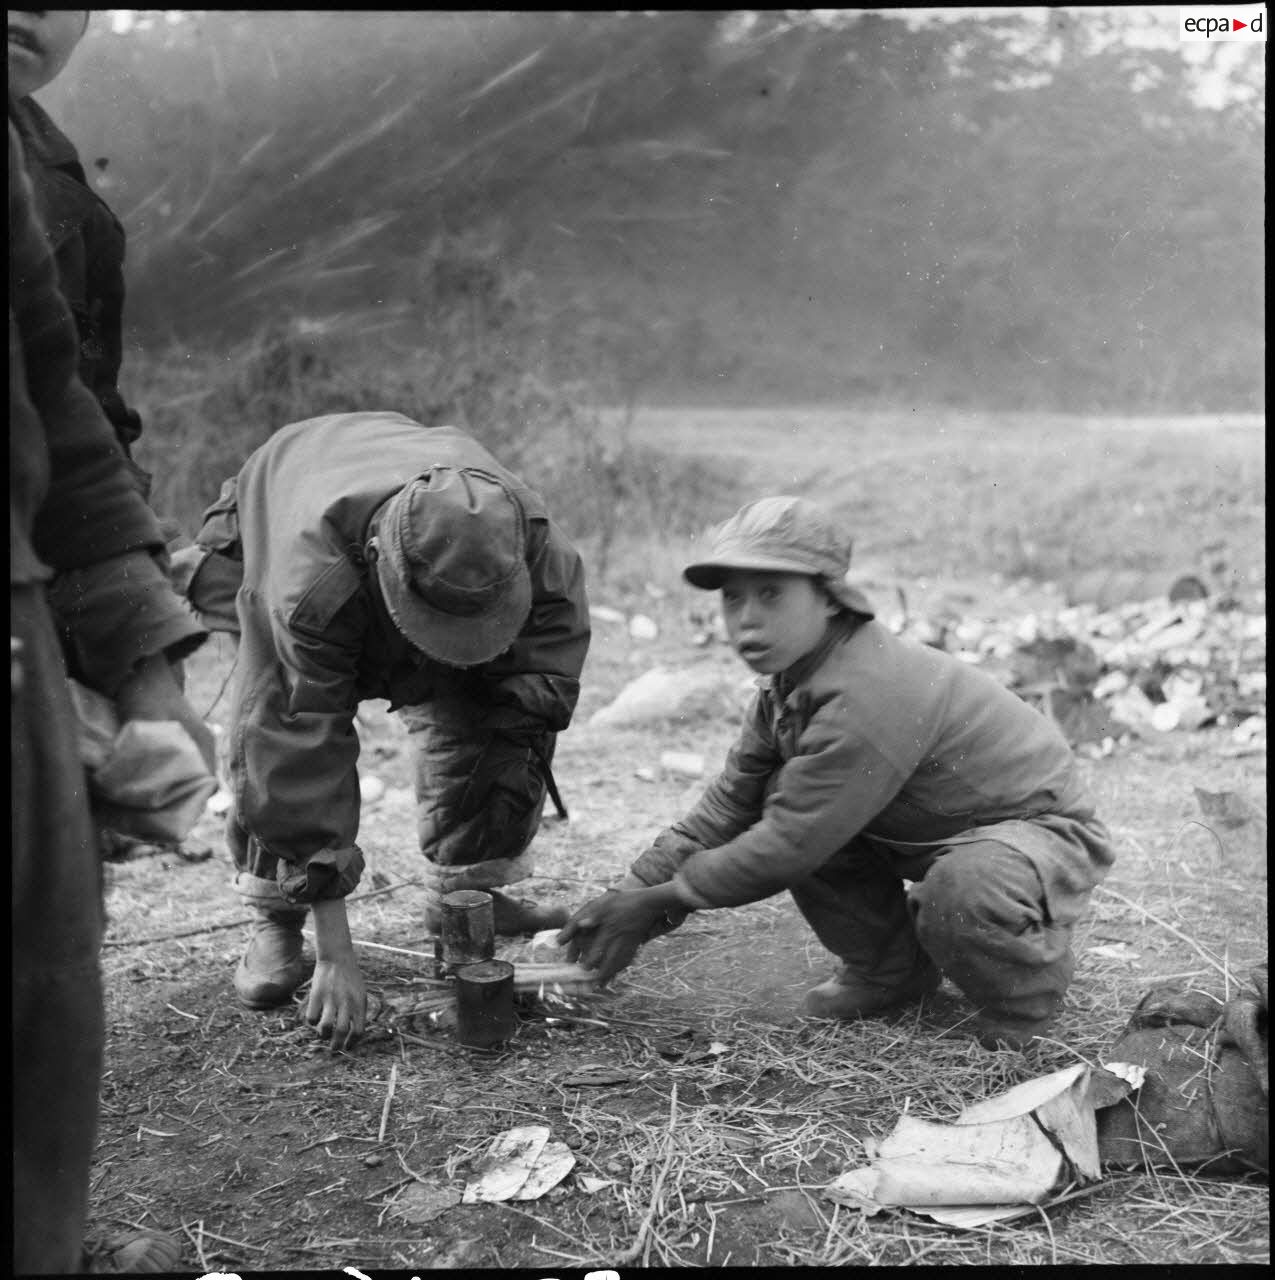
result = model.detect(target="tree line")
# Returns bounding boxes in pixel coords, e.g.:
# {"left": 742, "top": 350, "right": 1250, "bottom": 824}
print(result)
{"left": 45, "top": 10, "right": 1264, "bottom": 412}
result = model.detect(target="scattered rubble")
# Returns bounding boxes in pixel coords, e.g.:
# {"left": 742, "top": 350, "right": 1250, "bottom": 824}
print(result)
{"left": 682, "top": 580, "right": 1265, "bottom": 752}
{"left": 925, "top": 590, "right": 1267, "bottom": 749}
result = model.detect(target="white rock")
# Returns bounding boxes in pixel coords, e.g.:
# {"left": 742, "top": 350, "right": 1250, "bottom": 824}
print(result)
{"left": 628, "top": 613, "right": 659, "bottom": 641}
{"left": 589, "top": 605, "right": 626, "bottom": 625}
{"left": 1092, "top": 670, "right": 1130, "bottom": 700}
{"left": 206, "top": 788, "right": 233, "bottom": 816}
{"left": 1150, "top": 702, "right": 1181, "bottom": 732}
{"left": 590, "top": 666, "right": 739, "bottom": 727}
{"left": 360, "top": 774, "right": 386, "bottom": 804}
{"left": 659, "top": 750, "right": 705, "bottom": 778}
{"left": 1233, "top": 716, "right": 1266, "bottom": 744}
{"left": 1107, "top": 686, "right": 1158, "bottom": 733}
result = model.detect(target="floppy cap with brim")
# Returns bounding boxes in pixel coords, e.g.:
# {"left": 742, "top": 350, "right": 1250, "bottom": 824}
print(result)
{"left": 684, "top": 495, "right": 875, "bottom": 617}
{"left": 373, "top": 465, "right": 533, "bottom": 667}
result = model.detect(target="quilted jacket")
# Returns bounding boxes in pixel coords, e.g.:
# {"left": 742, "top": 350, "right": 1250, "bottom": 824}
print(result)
{"left": 630, "top": 615, "right": 1115, "bottom": 910}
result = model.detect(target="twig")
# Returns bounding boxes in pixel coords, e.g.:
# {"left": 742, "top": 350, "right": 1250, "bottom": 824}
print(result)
{"left": 394, "top": 1147, "right": 429, "bottom": 1183}
{"left": 1094, "top": 885, "right": 1233, "bottom": 979}
{"left": 395, "top": 1029, "right": 454, "bottom": 1053}
{"left": 378, "top": 1063, "right": 399, "bottom": 1143}
{"left": 102, "top": 878, "right": 423, "bottom": 947}
{"left": 311, "top": 935, "right": 444, "bottom": 966}
{"left": 189, "top": 1227, "right": 265, "bottom": 1252}
{"left": 180, "top": 1219, "right": 210, "bottom": 1272}
{"left": 614, "top": 1082, "right": 679, "bottom": 1266}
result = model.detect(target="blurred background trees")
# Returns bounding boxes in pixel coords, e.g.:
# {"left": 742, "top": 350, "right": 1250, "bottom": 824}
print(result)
{"left": 46, "top": 9, "right": 1264, "bottom": 414}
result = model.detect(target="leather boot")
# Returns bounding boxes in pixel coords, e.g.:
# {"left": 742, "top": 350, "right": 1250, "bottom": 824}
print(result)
{"left": 489, "top": 889, "right": 568, "bottom": 935}
{"left": 804, "top": 956, "right": 941, "bottom": 1020}
{"left": 425, "top": 890, "right": 568, "bottom": 937}
{"left": 234, "top": 906, "right": 311, "bottom": 1009}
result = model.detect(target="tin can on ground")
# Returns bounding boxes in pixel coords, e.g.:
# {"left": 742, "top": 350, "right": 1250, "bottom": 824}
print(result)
{"left": 456, "top": 959, "right": 516, "bottom": 1049}
{"left": 441, "top": 889, "right": 495, "bottom": 971}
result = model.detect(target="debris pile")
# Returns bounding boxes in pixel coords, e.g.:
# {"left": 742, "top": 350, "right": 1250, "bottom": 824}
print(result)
{"left": 891, "top": 589, "right": 1266, "bottom": 752}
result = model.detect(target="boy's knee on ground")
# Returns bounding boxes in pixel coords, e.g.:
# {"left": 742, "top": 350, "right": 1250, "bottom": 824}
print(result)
{"left": 911, "top": 842, "right": 1074, "bottom": 1021}
{"left": 910, "top": 842, "right": 1067, "bottom": 963}
{"left": 912, "top": 840, "right": 1038, "bottom": 917}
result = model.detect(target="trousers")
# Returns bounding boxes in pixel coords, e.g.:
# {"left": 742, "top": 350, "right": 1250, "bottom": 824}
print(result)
{"left": 11, "top": 584, "right": 106, "bottom": 1273}
{"left": 788, "top": 815, "right": 1111, "bottom": 1024}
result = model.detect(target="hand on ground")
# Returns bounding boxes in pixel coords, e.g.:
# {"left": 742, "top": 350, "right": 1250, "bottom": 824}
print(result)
{"left": 305, "top": 956, "right": 367, "bottom": 1050}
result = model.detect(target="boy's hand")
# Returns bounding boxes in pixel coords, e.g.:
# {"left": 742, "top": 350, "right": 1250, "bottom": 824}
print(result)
{"left": 305, "top": 956, "right": 367, "bottom": 1050}
{"left": 307, "top": 896, "right": 366, "bottom": 1050}
{"left": 558, "top": 886, "right": 681, "bottom": 982}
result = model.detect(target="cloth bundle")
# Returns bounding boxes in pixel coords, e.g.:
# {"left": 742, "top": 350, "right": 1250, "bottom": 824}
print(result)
{"left": 1097, "top": 966, "right": 1268, "bottom": 1175}
{"left": 67, "top": 678, "right": 218, "bottom": 845}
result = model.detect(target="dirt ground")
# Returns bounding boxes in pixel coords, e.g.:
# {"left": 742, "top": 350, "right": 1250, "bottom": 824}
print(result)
{"left": 88, "top": 579, "right": 1268, "bottom": 1271}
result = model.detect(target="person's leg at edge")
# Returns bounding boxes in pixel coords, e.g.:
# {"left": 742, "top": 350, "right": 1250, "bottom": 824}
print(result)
{"left": 12, "top": 585, "right": 106, "bottom": 1273}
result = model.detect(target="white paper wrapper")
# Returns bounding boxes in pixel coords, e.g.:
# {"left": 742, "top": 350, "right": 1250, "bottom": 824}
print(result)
{"left": 826, "top": 1063, "right": 1136, "bottom": 1228}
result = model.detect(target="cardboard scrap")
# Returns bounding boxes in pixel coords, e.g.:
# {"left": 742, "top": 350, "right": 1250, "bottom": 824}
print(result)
{"left": 461, "top": 1125, "right": 576, "bottom": 1204}
{"left": 826, "top": 1063, "right": 1136, "bottom": 1228}
{"left": 389, "top": 1180, "right": 461, "bottom": 1224}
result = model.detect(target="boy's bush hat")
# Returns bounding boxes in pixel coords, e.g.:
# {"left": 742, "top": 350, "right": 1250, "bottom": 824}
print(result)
{"left": 684, "top": 495, "right": 874, "bottom": 617}
{"left": 373, "top": 465, "right": 533, "bottom": 667}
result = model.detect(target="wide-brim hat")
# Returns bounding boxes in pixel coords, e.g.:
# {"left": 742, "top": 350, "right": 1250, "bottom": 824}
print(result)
{"left": 373, "top": 466, "right": 533, "bottom": 667}
{"left": 684, "top": 495, "right": 875, "bottom": 617}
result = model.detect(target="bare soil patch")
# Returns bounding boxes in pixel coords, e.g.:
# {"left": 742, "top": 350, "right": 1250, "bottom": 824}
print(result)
{"left": 90, "top": 603, "right": 1267, "bottom": 1270}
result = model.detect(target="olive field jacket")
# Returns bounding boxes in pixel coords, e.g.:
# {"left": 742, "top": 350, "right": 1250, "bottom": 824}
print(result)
{"left": 191, "top": 413, "right": 591, "bottom": 902}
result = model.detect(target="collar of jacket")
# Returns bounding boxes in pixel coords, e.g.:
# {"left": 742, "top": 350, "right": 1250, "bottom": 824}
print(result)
{"left": 10, "top": 95, "right": 83, "bottom": 174}
{"left": 773, "top": 612, "right": 864, "bottom": 702}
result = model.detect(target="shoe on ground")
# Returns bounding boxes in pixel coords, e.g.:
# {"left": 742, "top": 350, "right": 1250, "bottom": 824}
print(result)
{"left": 803, "top": 958, "right": 941, "bottom": 1020}
{"left": 85, "top": 1229, "right": 182, "bottom": 1273}
{"left": 426, "top": 891, "right": 568, "bottom": 937}
{"left": 234, "top": 912, "right": 312, "bottom": 1009}
{"left": 971, "top": 1015, "right": 1054, "bottom": 1051}
{"left": 488, "top": 889, "right": 568, "bottom": 935}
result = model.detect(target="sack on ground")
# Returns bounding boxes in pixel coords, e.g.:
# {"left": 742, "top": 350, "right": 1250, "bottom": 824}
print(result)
{"left": 1096, "top": 965, "right": 1268, "bottom": 1175}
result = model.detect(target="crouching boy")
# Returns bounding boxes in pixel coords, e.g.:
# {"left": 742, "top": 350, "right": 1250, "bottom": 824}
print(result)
{"left": 559, "top": 495, "right": 1115, "bottom": 1050}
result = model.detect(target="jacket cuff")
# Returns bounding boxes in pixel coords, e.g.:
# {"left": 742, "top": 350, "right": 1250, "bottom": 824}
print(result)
{"left": 628, "top": 827, "right": 706, "bottom": 887}
{"left": 275, "top": 845, "right": 365, "bottom": 905}
{"left": 48, "top": 550, "right": 207, "bottom": 696}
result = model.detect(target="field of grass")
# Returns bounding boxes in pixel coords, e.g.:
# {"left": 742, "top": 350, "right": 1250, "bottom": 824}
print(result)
{"left": 90, "top": 403, "right": 1266, "bottom": 1269}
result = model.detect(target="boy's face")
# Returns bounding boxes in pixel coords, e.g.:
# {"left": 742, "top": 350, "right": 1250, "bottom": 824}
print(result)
{"left": 719, "top": 570, "right": 838, "bottom": 675}
{"left": 7, "top": 10, "right": 88, "bottom": 99}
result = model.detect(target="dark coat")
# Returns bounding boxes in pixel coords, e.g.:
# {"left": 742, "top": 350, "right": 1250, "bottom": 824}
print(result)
{"left": 9, "top": 113, "right": 203, "bottom": 693}
{"left": 10, "top": 95, "right": 143, "bottom": 459}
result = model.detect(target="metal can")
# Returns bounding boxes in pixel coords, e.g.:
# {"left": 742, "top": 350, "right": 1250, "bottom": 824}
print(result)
{"left": 455, "top": 958, "right": 517, "bottom": 1049}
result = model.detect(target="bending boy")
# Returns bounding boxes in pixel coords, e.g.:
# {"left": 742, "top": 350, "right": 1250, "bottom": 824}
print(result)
{"left": 179, "top": 413, "right": 590, "bottom": 1048}
{"left": 560, "top": 496, "right": 1114, "bottom": 1050}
